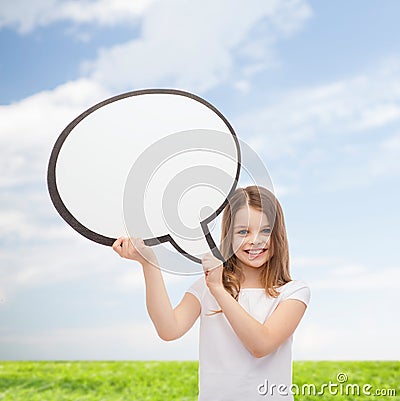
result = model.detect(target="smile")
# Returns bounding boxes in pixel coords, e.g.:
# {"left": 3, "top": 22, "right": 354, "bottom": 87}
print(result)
{"left": 244, "top": 248, "right": 267, "bottom": 259}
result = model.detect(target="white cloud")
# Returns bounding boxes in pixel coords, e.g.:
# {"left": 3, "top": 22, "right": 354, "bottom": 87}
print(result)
{"left": 292, "top": 256, "right": 400, "bottom": 360}
{"left": 234, "top": 80, "right": 251, "bottom": 94}
{"left": 1, "top": 232, "right": 192, "bottom": 298}
{"left": 0, "top": 1, "right": 312, "bottom": 196}
{"left": 294, "top": 321, "right": 400, "bottom": 360}
{"left": 0, "top": 78, "right": 109, "bottom": 188}
{"left": 0, "top": 321, "right": 199, "bottom": 360}
{"left": 0, "top": 1, "right": 312, "bottom": 193}
{"left": 312, "top": 266, "right": 400, "bottom": 291}
{"left": 291, "top": 256, "right": 400, "bottom": 291}
{"left": 369, "top": 132, "right": 400, "bottom": 178}
{"left": 233, "top": 58, "right": 400, "bottom": 191}
{"left": 0, "top": 0, "right": 154, "bottom": 33}
{"left": 83, "top": 0, "right": 312, "bottom": 93}
{"left": 236, "top": 60, "right": 400, "bottom": 158}
{"left": 1, "top": 238, "right": 117, "bottom": 290}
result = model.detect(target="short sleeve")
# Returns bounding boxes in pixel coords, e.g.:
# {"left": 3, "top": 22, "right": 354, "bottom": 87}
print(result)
{"left": 186, "top": 276, "right": 207, "bottom": 303}
{"left": 280, "top": 280, "right": 311, "bottom": 307}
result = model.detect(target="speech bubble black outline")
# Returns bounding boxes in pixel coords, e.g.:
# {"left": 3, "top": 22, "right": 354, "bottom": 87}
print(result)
{"left": 47, "top": 88, "right": 241, "bottom": 264}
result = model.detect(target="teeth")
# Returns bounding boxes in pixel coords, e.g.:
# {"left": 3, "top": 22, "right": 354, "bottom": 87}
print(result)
{"left": 248, "top": 250, "right": 263, "bottom": 254}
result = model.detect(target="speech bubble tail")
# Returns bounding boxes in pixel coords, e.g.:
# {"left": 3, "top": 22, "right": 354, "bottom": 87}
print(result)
{"left": 202, "top": 230, "right": 227, "bottom": 266}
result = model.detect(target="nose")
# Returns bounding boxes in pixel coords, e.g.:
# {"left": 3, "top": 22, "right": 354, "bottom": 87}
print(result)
{"left": 249, "top": 233, "right": 263, "bottom": 245}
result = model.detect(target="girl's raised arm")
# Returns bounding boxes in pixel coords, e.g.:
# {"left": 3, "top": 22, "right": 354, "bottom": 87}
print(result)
{"left": 112, "top": 237, "right": 200, "bottom": 341}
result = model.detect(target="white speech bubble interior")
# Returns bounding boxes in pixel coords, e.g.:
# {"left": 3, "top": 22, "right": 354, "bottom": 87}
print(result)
{"left": 48, "top": 89, "right": 240, "bottom": 257}
{"left": 123, "top": 129, "right": 239, "bottom": 261}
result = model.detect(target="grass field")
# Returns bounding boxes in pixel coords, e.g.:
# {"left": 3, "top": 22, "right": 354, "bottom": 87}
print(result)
{"left": 0, "top": 361, "right": 398, "bottom": 400}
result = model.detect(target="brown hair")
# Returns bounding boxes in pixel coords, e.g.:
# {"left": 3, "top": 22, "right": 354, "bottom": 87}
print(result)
{"left": 219, "top": 185, "right": 291, "bottom": 300}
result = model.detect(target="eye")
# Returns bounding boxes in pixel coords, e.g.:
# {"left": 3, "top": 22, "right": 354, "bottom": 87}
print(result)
{"left": 238, "top": 229, "right": 248, "bottom": 235}
{"left": 262, "top": 228, "right": 271, "bottom": 234}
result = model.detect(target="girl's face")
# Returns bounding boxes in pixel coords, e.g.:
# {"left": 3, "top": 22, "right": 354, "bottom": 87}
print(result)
{"left": 231, "top": 206, "right": 272, "bottom": 269}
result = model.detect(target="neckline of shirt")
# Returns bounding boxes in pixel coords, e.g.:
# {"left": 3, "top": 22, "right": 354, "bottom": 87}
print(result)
{"left": 241, "top": 287, "right": 265, "bottom": 290}
{"left": 240, "top": 281, "right": 294, "bottom": 291}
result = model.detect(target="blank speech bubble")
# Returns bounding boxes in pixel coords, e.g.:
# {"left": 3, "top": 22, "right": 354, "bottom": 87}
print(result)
{"left": 47, "top": 89, "right": 241, "bottom": 269}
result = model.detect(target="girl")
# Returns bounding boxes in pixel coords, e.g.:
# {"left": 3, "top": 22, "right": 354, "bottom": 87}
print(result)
{"left": 113, "top": 186, "right": 310, "bottom": 400}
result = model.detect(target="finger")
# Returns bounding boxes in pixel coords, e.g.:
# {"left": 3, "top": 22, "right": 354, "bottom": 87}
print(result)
{"left": 135, "top": 237, "right": 144, "bottom": 246}
{"left": 128, "top": 237, "right": 141, "bottom": 255}
{"left": 134, "top": 237, "right": 147, "bottom": 254}
{"left": 201, "top": 253, "right": 212, "bottom": 266}
{"left": 113, "top": 237, "right": 123, "bottom": 247}
{"left": 201, "top": 258, "right": 208, "bottom": 272}
{"left": 112, "top": 237, "right": 124, "bottom": 253}
{"left": 207, "top": 262, "right": 222, "bottom": 272}
{"left": 202, "top": 263, "right": 216, "bottom": 275}
{"left": 121, "top": 238, "right": 130, "bottom": 255}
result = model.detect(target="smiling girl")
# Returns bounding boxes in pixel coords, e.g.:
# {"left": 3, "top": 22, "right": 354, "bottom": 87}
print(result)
{"left": 113, "top": 186, "right": 310, "bottom": 400}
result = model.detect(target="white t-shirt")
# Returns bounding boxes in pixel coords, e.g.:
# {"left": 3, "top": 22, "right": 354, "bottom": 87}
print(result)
{"left": 186, "top": 278, "right": 310, "bottom": 401}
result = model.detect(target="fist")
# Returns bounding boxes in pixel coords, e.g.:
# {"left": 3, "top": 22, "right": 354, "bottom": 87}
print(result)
{"left": 112, "top": 237, "right": 157, "bottom": 266}
{"left": 201, "top": 252, "right": 223, "bottom": 272}
{"left": 201, "top": 252, "right": 224, "bottom": 293}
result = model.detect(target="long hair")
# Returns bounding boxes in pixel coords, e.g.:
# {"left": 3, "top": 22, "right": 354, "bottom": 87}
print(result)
{"left": 219, "top": 186, "right": 291, "bottom": 300}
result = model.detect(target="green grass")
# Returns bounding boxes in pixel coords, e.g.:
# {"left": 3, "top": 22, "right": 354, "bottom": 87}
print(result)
{"left": 0, "top": 361, "right": 197, "bottom": 401}
{"left": 0, "top": 361, "right": 398, "bottom": 400}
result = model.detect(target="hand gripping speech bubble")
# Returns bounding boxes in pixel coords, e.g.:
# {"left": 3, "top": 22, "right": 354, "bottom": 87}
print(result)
{"left": 47, "top": 89, "right": 243, "bottom": 273}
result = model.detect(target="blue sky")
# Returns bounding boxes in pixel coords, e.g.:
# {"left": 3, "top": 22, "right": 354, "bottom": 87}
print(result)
{"left": 0, "top": 0, "right": 399, "bottom": 361}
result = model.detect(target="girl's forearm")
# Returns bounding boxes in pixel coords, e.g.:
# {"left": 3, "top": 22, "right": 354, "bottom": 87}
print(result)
{"left": 141, "top": 260, "right": 178, "bottom": 340}
{"left": 211, "top": 287, "right": 271, "bottom": 357}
